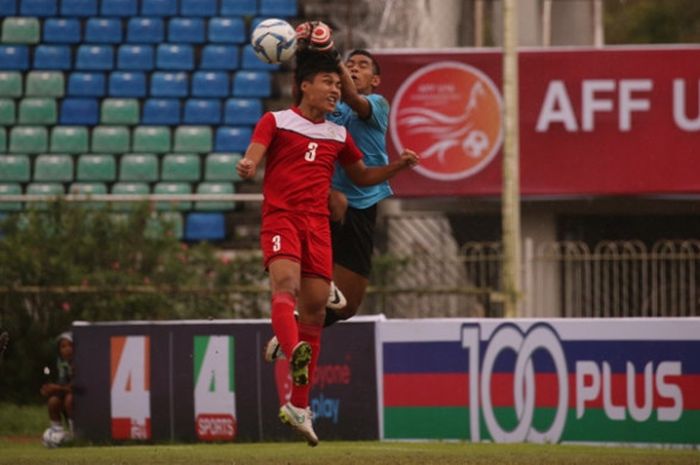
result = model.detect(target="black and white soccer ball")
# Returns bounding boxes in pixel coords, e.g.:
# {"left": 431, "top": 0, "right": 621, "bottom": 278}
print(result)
{"left": 42, "top": 427, "right": 68, "bottom": 448}
{"left": 251, "top": 18, "right": 297, "bottom": 64}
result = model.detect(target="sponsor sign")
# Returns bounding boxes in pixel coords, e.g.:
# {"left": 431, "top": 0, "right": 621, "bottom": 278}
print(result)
{"left": 110, "top": 336, "right": 151, "bottom": 440}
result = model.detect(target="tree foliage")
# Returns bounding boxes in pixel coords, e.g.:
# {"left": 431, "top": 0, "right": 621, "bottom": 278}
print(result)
{"left": 605, "top": 0, "right": 700, "bottom": 44}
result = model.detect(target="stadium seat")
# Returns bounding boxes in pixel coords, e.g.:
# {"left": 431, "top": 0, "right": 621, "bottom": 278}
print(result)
{"left": 0, "top": 72, "right": 22, "bottom": 97}
{"left": 191, "top": 71, "right": 229, "bottom": 98}
{"left": 132, "top": 126, "right": 170, "bottom": 153}
{"left": 20, "top": 0, "right": 57, "bottom": 16}
{"left": 68, "top": 182, "right": 108, "bottom": 209}
{"left": 241, "top": 45, "right": 280, "bottom": 71}
{"left": 154, "top": 182, "right": 191, "bottom": 211}
{"left": 195, "top": 182, "right": 235, "bottom": 211}
{"left": 174, "top": 126, "right": 212, "bottom": 153}
{"left": 10, "top": 126, "right": 47, "bottom": 153}
{"left": 208, "top": 17, "right": 245, "bottom": 44}
{"left": 168, "top": 18, "right": 205, "bottom": 44}
{"left": 224, "top": 98, "right": 262, "bottom": 125}
{"left": 215, "top": 126, "right": 252, "bottom": 153}
{"left": 43, "top": 19, "right": 81, "bottom": 44}
{"left": 142, "top": 98, "right": 180, "bottom": 125}
{"left": 92, "top": 126, "right": 130, "bottom": 153}
{"left": 119, "top": 153, "right": 158, "bottom": 181}
{"left": 0, "top": 0, "right": 16, "bottom": 16}
{"left": 0, "top": 99, "right": 15, "bottom": 125}
{"left": 0, "top": 127, "right": 5, "bottom": 151}
{"left": 117, "top": 45, "right": 154, "bottom": 70}
{"left": 101, "top": 98, "right": 139, "bottom": 125}
{"left": 161, "top": 153, "right": 200, "bottom": 182}
{"left": 34, "top": 154, "right": 74, "bottom": 182}
{"left": 0, "top": 183, "right": 22, "bottom": 211}
{"left": 85, "top": 18, "right": 122, "bottom": 44}
{"left": 259, "top": 0, "right": 297, "bottom": 17}
{"left": 77, "top": 154, "right": 116, "bottom": 181}
{"left": 33, "top": 45, "right": 71, "bottom": 70}
{"left": 0, "top": 45, "right": 28, "bottom": 70}
{"left": 2, "top": 17, "right": 40, "bottom": 44}
{"left": 200, "top": 45, "right": 239, "bottom": 70}
{"left": 25, "top": 71, "right": 64, "bottom": 97}
{"left": 150, "top": 72, "right": 188, "bottom": 97}
{"left": 185, "top": 212, "right": 226, "bottom": 240}
{"left": 108, "top": 71, "right": 147, "bottom": 97}
{"left": 26, "top": 183, "right": 65, "bottom": 211}
{"left": 50, "top": 126, "right": 89, "bottom": 153}
{"left": 101, "top": 0, "right": 138, "bottom": 17}
{"left": 67, "top": 72, "right": 105, "bottom": 98}
{"left": 126, "top": 17, "right": 164, "bottom": 43}
{"left": 0, "top": 155, "right": 30, "bottom": 181}
{"left": 144, "top": 211, "right": 183, "bottom": 238}
{"left": 220, "top": 0, "right": 257, "bottom": 16}
{"left": 60, "top": 98, "right": 99, "bottom": 125}
{"left": 205, "top": 153, "right": 241, "bottom": 181}
{"left": 111, "top": 181, "right": 149, "bottom": 211}
{"left": 233, "top": 71, "right": 271, "bottom": 97}
{"left": 181, "top": 0, "right": 216, "bottom": 16}
{"left": 156, "top": 44, "right": 194, "bottom": 70}
{"left": 183, "top": 99, "right": 221, "bottom": 125}
{"left": 76, "top": 45, "right": 114, "bottom": 71}
{"left": 61, "top": 0, "right": 97, "bottom": 16}
{"left": 18, "top": 98, "right": 57, "bottom": 124}
{"left": 142, "top": 0, "right": 177, "bottom": 17}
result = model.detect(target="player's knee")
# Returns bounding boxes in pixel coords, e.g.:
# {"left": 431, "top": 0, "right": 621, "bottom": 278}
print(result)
{"left": 47, "top": 395, "right": 63, "bottom": 411}
{"left": 328, "top": 190, "right": 348, "bottom": 223}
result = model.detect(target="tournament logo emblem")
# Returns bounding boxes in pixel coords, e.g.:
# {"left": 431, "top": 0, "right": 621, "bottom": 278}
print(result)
{"left": 390, "top": 61, "right": 503, "bottom": 181}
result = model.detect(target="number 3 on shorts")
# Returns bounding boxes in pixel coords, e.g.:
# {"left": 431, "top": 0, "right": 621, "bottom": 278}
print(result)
{"left": 272, "top": 234, "right": 281, "bottom": 252}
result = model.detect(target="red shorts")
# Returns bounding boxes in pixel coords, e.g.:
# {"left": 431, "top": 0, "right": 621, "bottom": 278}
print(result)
{"left": 260, "top": 211, "right": 332, "bottom": 281}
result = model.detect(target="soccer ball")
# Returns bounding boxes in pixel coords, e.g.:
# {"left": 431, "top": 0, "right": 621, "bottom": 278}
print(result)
{"left": 251, "top": 19, "right": 297, "bottom": 64}
{"left": 42, "top": 427, "right": 67, "bottom": 448}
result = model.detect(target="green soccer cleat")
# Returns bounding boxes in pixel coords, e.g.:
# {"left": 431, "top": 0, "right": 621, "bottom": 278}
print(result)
{"left": 290, "top": 341, "right": 312, "bottom": 386}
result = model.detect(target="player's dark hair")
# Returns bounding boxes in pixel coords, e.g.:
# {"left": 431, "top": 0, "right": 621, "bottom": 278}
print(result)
{"left": 293, "top": 48, "right": 341, "bottom": 105}
{"left": 348, "top": 49, "right": 381, "bottom": 75}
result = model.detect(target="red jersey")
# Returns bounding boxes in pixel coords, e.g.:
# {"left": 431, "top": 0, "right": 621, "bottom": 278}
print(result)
{"left": 251, "top": 107, "right": 363, "bottom": 216}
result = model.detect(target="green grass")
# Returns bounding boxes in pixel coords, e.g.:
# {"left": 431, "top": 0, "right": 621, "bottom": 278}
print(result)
{"left": 0, "top": 403, "right": 47, "bottom": 436}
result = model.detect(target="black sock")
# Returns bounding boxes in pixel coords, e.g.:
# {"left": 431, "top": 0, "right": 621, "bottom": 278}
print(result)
{"left": 324, "top": 308, "right": 347, "bottom": 328}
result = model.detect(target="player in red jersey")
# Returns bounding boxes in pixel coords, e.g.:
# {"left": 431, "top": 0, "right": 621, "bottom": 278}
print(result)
{"left": 237, "top": 50, "right": 418, "bottom": 446}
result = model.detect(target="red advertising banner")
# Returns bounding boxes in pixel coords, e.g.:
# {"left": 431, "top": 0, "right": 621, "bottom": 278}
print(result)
{"left": 374, "top": 46, "right": 700, "bottom": 197}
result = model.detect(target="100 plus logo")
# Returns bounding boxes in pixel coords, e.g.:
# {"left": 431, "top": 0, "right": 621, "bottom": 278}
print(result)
{"left": 462, "top": 323, "right": 684, "bottom": 443}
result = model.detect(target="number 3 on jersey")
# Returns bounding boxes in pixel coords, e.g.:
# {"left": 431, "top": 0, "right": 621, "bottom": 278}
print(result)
{"left": 272, "top": 234, "right": 281, "bottom": 252}
{"left": 304, "top": 142, "right": 318, "bottom": 162}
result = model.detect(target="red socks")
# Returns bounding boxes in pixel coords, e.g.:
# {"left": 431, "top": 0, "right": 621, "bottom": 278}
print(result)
{"left": 270, "top": 292, "right": 298, "bottom": 359}
{"left": 291, "top": 322, "right": 322, "bottom": 408}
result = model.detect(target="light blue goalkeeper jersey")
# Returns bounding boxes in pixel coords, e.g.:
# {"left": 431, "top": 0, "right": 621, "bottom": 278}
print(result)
{"left": 328, "top": 94, "right": 393, "bottom": 209}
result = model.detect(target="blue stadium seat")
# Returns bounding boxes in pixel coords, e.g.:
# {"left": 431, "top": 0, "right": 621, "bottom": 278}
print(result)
{"left": 168, "top": 18, "right": 205, "bottom": 44}
{"left": 126, "top": 17, "right": 164, "bottom": 43}
{"left": 200, "top": 45, "right": 239, "bottom": 71}
{"left": 208, "top": 18, "right": 245, "bottom": 44}
{"left": 220, "top": 0, "right": 256, "bottom": 16}
{"left": 150, "top": 72, "right": 188, "bottom": 97}
{"left": 141, "top": 0, "right": 177, "bottom": 16}
{"left": 0, "top": 0, "right": 16, "bottom": 16}
{"left": 181, "top": 0, "right": 216, "bottom": 16}
{"left": 76, "top": 45, "right": 114, "bottom": 71}
{"left": 117, "top": 45, "right": 154, "bottom": 70}
{"left": 224, "top": 98, "right": 262, "bottom": 125}
{"left": 191, "top": 71, "right": 229, "bottom": 97}
{"left": 60, "top": 98, "right": 99, "bottom": 125}
{"left": 184, "top": 99, "right": 221, "bottom": 125}
{"left": 67, "top": 72, "right": 105, "bottom": 97}
{"left": 233, "top": 71, "right": 271, "bottom": 97}
{"left": 259, "top": 0, "right": 297, "bottom": 17}
{"left": 20, "top": 0, "right": 57, "bottom": 16}
{"left": 156, "top": 44, "right": 194, "bottom": 70}
{"left": 241, "top": 45, "right": 280, "bottom": 70}
{"left": 215, "top": 126, "right": 252, "bottom": 152}
{"left": 85, "top": 18, "right": 122, "bottom": 44}
{"left": 33, "top": 45, "right": 71, "bottom": 70}
{"left": 43, "top": 19, "right": 81, "bottom": 44}
{"left": 61, "top": 0, "right": 97, "bottom": 16}
{"left": 0, "top": 45, "right": 29, "bottom": 70}
{"left": 185, "top": 212, "right": 226, "bottom": 241}
{"left": 101, "top": 0, "right": 138, "bottom": 16}
{"left": 109, "top": 71, "right": 146, "bottom": 97}
{"left": 142, "top": 98, "right": 180, "bottom": 125}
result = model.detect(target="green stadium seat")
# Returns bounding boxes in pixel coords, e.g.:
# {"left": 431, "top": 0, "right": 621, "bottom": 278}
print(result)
{"left": 26, "top": 71, "right": 65, "bottom": 97}
{"left": 132, "top": 126, "right": 170, "bottom": 153}
{"left": 111, "top": 182, "right": 149, "bottom": 212}
{"left": 0, "top": 183, "right": 22, "bottom": 211}
{"left": 173, "top": 126, "right": 212, "bottom": 153}
{"left": 26, "top": 182, "right": 65, "bottom": 210}
{"left": 0, "top": 155, "right": 30, "bottom": 181}
{"left": 204, "top": 153, "right": 241, "bottom": 181}
{"left": 34, "top": 154, "right": 74, "bottom": 182}
{"left": 101, "top": 99, "right": 139, "bottom": 125}
{"left": 0, "top": 128, "right": 5, "bottom": 152}
{"left": 154, "top": 182, "right": 191, "bottom": 211}
{"left": 0, "top": 99, "right": 15, "bottom": 125}
{"left": 18, "top": 98, "right": 57, "bottom": 124}
{"left": 68, "top": 182, "right": 108, "bottom": 209}
{"left": 92, "top": 126, "right": 130, "bottom": 153}
{"left": 50, "top": 126, "right": 88, "bottom": 153}
{"left": 10, "top": 126, "right": 48, "bottom": 153}
{"left": 77, "top": 154, "right": 116, "bottom": 181}
{"left": 0, "top": 72, "right": 22, "bottom": 97}
{"left": 119, "top": 153, "right": 158, "bottom": 182}
{"left": 145, "top": 211, "right": 183, "bottom": 239}
{"left": 195, "top": 182, "right": 235, "bottom": 211}
{"left": 161, "top": 153, "right": 200, "bottom": 181}
{"left": 2, "top": 18, "right": 40, "bottom": 44}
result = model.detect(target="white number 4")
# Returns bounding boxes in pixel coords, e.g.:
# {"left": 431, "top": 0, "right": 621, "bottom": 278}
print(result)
{"left": 304, "top": 142, "right": 318, "bottom": 162}
{"left": 272, "top": 234, "right": 281, "bottom": 252}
